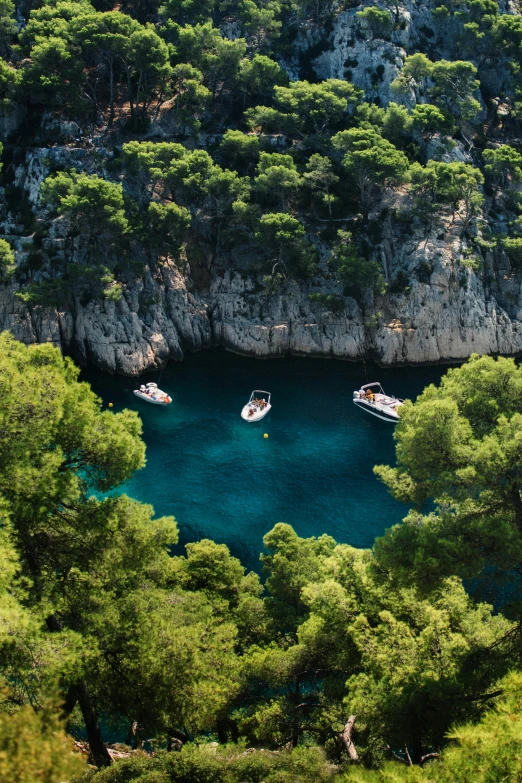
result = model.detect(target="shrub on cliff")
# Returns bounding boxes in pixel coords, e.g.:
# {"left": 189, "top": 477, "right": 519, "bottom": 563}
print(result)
{"left": 245, "top": 79, "right": 362, "bottom": 138}
{"left": 41, "top": 171, "right": 129, "bottom": 248}
{"left": 255, "top": 211, "right": 318, "bottom": 281}
{"left": 330, "top": 229, "right": 386, "bottom": 300}
{"left": 331, "top": 129, "right": 409, "bottom": 222}
{"left": 0, "top": 238, "right": 15, "bottom": 280}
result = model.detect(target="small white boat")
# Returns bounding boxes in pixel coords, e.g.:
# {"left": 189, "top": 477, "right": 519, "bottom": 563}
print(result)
{"left": 353, "top": 382, "right": 404, "bottom": 423}
{"left": 134, "top": 382, "right": 172, "bottom": 406}
{"left": 241, "top": 390, "right": 272, "bottom": 422}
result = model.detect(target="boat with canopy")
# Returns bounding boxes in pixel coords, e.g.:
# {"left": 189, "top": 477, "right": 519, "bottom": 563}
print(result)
{"left": 353, "top": 382, "right": 404, "bottom": 423}
{"left": 134, "top": 382, "right": 172, "bottom": 405}
{"left": 241, "top": 390, "right": 272, "bottom": 422}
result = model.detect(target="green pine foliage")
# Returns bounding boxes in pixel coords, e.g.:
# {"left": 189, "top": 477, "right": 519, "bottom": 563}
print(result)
{"left": 374, "top": 354, "right": 522, "bottom": 607}
{"left": 2, "top": 0, "right": 518, "bottom": 304}
{"left": 341, "top": 672, "right": 522, "bottom": 783}
{"left": 2, "top": 0, "right": 522, "bottom": 775}
{"left": 0, "top": 341, "right": 521, "bottom": 779}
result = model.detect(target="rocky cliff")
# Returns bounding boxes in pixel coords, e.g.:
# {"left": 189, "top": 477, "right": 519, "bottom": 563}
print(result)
{"left": 1, "top": 146, "right": 521, "bottom": 376}
{"left": 2, "top": 0, "right": 522, "bottom": 376}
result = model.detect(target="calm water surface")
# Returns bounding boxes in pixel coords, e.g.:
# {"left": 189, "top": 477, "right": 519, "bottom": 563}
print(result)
{"left": 82, "top": 351, "right": 447, "bottom": 571}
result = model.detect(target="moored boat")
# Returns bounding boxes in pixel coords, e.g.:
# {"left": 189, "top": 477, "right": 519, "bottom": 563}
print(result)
{"left": 134, "top": 382, "right": 172, "bottom": 405}
{"left": 241, "top": 390, "right": 272, "bottom": 422}
{"left": 353, "top": 382, "right": 404, "bottom": 423}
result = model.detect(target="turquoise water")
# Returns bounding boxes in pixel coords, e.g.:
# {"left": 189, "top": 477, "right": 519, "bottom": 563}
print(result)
{"left": 82, "top": 351, "right": 446, "bottom": 572}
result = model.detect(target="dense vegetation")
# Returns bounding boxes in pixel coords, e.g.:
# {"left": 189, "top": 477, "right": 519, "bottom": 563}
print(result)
{"left": 1, "top": 0, "right": 522, "bottom": 307}
{"left": 2, "top": 0, "right": 522, "bottom": 777}
{"left": 1, "top": 336, "right": 522, "bottom": 781}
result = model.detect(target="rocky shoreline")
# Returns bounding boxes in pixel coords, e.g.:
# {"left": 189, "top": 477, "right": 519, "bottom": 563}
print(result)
{"left": 2, "top": 0, "right": 522, "bottom": 377}
{"left": 2, "top": 241, "right": 522, "bottom": 376}
{"left": 2, "top": 143, "right": 522, "bottom": 377}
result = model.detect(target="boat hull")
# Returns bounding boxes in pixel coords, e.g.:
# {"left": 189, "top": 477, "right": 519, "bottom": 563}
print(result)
{"left": 241, "top": 403, "right": 271, "bottom": 422}
{"left": 133, "top": 391, "right": 171, "bottom": 405}
{"left": 353, "top": 398, "right": 399, "bottom": 423}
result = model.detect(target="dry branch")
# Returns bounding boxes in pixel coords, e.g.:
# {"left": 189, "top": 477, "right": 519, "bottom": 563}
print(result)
{"left": 339, "top": 715, "right": 359, "bottom": 761}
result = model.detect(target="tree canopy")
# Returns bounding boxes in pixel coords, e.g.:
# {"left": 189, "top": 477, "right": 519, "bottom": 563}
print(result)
{"left": 374, "top": 354, "right": 522, "bottom": 619}
{"left": 0, "top": 340, "right": 520, "bottom": 781}
{"left": 2, "top": 0, "right": 522, "bottom": 774}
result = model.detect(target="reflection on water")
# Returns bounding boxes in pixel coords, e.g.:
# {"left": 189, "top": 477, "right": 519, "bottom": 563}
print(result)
{"left": 82, "top": 350, "right": 447, "bottom": 572}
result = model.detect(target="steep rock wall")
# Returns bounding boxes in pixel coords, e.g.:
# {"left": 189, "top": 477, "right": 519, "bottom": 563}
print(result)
{"left": 1, "top": 229, "right": 522, "bottom": 375}
{"left": 2, "top": 0, "right": 522, "bottom": 377}
{"left": 303, "top": 0, "right": 517, "bottom": 106}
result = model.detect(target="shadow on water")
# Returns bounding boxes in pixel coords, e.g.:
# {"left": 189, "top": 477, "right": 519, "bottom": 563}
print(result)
{"left": 81, "top": 349, "right": 447, "bottom": 573}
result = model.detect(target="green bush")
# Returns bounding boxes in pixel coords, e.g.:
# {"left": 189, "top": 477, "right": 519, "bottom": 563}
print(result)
{"left": 388, "top": 269, "right": 410, "bottom": 294}
{"left": 308, "top": 292, "right": 345, "bottom": 312}
{"left": 330, "top": 230, "right": 386, "bottom": 300}
{"left": 76, "top": 744, "right": 334, "bottom": 783}
{"left": 0, "top": 238, "right": 15, "bottom": 279}
{"left": 503, "top": 237, "right": 522, "bottom": 269}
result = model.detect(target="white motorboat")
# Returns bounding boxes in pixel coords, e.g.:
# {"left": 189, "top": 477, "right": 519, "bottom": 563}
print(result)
{"left": 353, "top": 382, "right": 404, "bottom": 423}
{"left": 241, "top": 390, "right": 272, "bottom": 422}
{"left": 134, "top": 382, "right": 172, "bottom": 405}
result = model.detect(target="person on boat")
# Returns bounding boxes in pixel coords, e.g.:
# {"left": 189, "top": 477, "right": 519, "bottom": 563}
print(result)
{"left": 248, "top": 408, "right": 255, "bottom": 417}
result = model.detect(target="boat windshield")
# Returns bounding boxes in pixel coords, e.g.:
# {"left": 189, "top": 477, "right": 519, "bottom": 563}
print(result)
{"left": 250, "top": 390, "right": 271, "bottom": 403}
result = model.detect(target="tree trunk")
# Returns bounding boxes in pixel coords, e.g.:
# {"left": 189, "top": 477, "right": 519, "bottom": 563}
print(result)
{"left": 76, "top": 682, "right": 111, "bottom": 767}
{"left": 420, "top": 752, "right": 441, "bottom": 765}
{"left": 166, "top": 728, "right": 188, "bottom": 751}
{"left": 134, "top": 72, "right": 143, "bottom": 130}
{"left": 61, "top": 684, "right": 79, "bottom": 718}
{"left": 339, "top": 715, "right": 359, "bottom": 761}
{"left": 126, "top": 66, "right": 134, "bottom": 124}
{"left": 108, "top": 59, "right": 115, "bottom": 128}
{"left": 511, "top": 486, "right": 522, "bottom": 531}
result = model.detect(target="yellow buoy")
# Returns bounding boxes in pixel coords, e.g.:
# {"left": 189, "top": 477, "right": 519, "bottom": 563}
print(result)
{"left": 264, "top": 433, "right": 268, "bottom": 439}
{"left": 108, "top": 402, "right": 114, "bottom": 408}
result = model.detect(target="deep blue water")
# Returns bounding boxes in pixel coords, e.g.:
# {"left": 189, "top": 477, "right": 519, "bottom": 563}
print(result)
{"left": 82, "top": 350, "right": 447, "bottom": 572}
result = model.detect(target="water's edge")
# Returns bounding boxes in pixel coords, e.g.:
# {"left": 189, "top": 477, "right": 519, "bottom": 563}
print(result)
{"left": 82, "top": 349, "right": 447, "bottom": 572}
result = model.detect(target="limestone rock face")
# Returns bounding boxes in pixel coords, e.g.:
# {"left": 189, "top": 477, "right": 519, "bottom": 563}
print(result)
{"left": 302, "top": 0, "right": 507, "bottom": 109}
{"left": 2, "top": 224, "right": 522, "bottom": 375}
{"left": 312, "top": 9, "right": 407, "bottom": 106}
{"left": 2, "top": 7, "right": 522, "bottom": 377}
{"left": 2, "top": 140, "right": 522, "bottom": 375}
